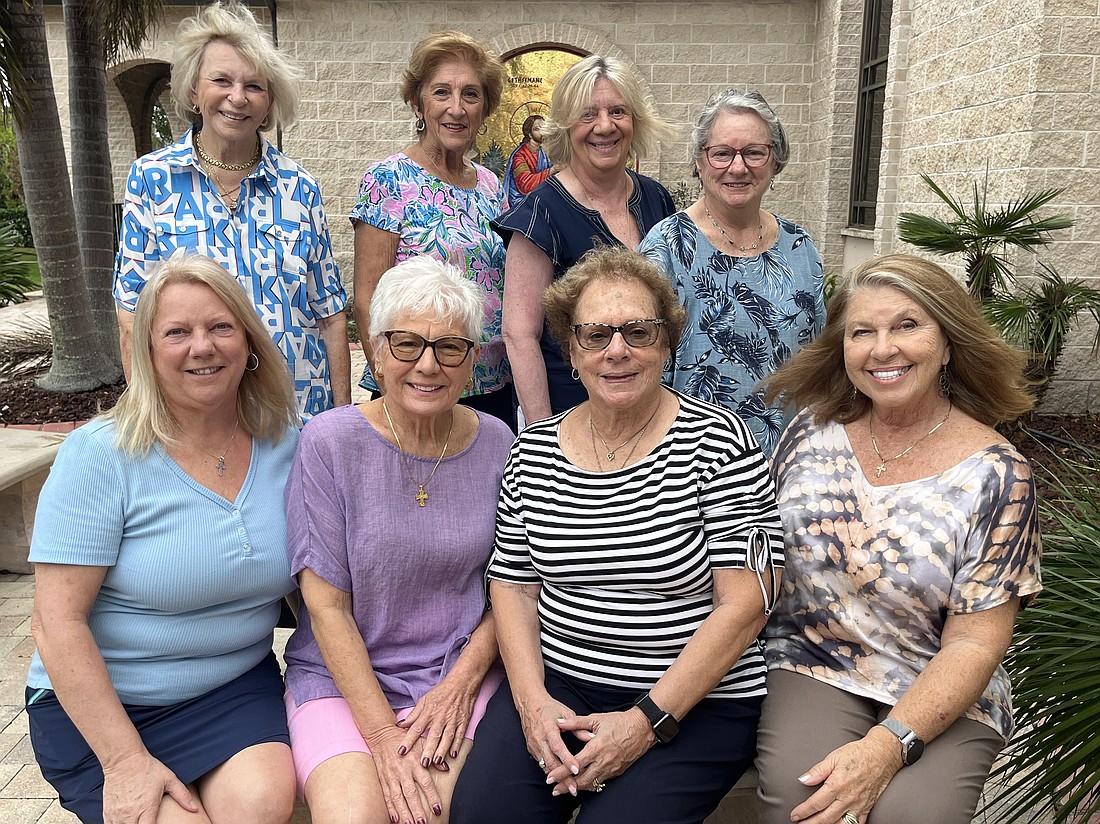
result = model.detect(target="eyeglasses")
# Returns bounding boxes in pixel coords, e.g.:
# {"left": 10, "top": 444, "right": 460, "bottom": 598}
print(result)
{"left": 571, "top": 319, "right": 664, "bottom": 351}
{"left": 383, "top": 330, "right": 475, "bottom": 366}
{"left": 702, "top": 144, "right": 773, "bottom": 169}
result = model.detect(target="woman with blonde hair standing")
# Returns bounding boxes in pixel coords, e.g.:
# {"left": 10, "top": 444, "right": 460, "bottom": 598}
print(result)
{"left": 114, "top": 1, "right": 349, "bottom": 421}
{"left": 497, "top": 55, "right": 677, "bottom": 424}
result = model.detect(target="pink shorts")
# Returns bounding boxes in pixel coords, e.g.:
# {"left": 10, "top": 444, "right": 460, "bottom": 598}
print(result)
{"left": 284, "top": 664, "right": 504, "bottom": 794}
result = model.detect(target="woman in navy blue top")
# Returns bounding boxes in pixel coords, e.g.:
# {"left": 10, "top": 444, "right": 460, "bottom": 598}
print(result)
{"left": 496, "top": 55, "right": 675, "bottom": 423}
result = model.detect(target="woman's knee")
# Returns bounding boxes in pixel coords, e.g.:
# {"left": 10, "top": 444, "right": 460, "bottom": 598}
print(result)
{"left": 198, "top": 742, "right": 297, "bottom": 824}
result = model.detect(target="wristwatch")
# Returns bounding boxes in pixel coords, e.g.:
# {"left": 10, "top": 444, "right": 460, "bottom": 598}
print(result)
{"left": 634, "top": 693, "right": 680, "bottom": 744}
{"left": 878, "top": 717, "right": 925, "bottom": 766}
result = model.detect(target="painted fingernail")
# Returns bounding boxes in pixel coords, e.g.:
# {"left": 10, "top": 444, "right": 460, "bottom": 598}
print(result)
{"left": 398, "top": 746, "right": 407, "bottom": 756}
{"left": 433, "top": 805, "right": 442, "bottom": 816}
{"left": 569, "top": 785, "right": 577, "bottom": 797}
{"left": 389, "top": 817, "right": 397, "bottom": 824}
{"left": 438, "top": 761, "right": 449, "bottom": 772}
{"left": 417, "top": 818, "right": 427, "bottom": 824}
{"left": 797, "top": 773, "right": 810, "bottom": 783}
{"left": 570, "top": 765, "right": 579, "bottom": 776}
{"left": 421, "top": 756, "right": 430, "bottom": 767}
{"left": 450, "top": 750, "right": 458, "bottom": 758}
{"left": 552, "top": 788, "right": 561, "bottom": 796}
{"left": 546, "top": 775, "right": 555, "bottom": 785}
{"left": 434, "top": 755, "right": 444, "bottom": 765}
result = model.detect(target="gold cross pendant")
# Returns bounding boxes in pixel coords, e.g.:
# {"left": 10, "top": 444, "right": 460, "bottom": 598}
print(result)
{"left": 415, "top": 486, "right": 429, "bottom": 507}
{"left": 875, "top": 463, "right": 887, "bottom": 478}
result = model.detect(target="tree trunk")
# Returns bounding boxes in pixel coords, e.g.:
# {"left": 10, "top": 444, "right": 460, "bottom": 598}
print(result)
{"left": 64, "top": 0, "right": 123, "bottom": 375}
{"left": 10, "top": 0, "right": 118, "bottom": 391}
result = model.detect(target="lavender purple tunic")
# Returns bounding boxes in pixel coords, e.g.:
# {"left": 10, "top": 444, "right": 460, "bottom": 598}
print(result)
{"left": 283, "top": 405, "right": 514, "bottom": 709}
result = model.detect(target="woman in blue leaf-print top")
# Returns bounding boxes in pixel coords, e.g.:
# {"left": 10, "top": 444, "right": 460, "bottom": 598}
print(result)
{"left": 349, "top": 31, "right": 513, "bottom": 429}
{"left": 756, "top": 254, "right": 1041, "bottom": 824}
{"left": 640, "top": 89, "right": 824, "bottom": 455}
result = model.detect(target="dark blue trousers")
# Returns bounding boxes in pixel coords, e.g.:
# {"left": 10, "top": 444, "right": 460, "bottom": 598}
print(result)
{"left": 451, "top": 669, "right": 762, "bottom": 824}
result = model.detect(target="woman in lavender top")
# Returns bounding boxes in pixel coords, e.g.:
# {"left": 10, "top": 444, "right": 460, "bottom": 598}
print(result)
{"left": 282, "top": 257, "right": 514, "bottom": 824}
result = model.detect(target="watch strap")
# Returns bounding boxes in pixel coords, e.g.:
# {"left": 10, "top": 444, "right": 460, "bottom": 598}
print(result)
{"left": 634, "top": 693, "right": 680, "bottom": 743}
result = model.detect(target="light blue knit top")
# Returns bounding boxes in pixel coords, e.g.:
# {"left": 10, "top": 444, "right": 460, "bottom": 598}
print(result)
{"left": 26, "top": 417, "right": 297, "bottom": 706}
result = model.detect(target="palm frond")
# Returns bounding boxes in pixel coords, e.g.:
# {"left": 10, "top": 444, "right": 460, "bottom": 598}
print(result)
{"left": 986, "top": 449, "right": 1100, "bottom": 823}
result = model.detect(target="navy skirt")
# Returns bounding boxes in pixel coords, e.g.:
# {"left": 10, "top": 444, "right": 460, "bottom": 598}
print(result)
{"left": 27, "top": 651, "right": 290, "bottom": 823}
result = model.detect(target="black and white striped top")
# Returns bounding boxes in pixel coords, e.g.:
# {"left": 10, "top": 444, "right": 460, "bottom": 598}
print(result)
{"left": 489, "top": 391, "right": 785, "bottom": 698}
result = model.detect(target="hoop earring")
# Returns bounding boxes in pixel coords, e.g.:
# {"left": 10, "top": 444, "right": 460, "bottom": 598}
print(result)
{"left": 939, "top": 366, "right": 951, "bottom": 397}
{"left": 259, "top": 114, "right": 272, "bottom": 130}
{"left": 415, "top": 117, "right": 426, "bottom": 132}
{"left": 190, "top": 103, "right": 200, "bottom": 114}
{"left": 478, "top": 123, "right": 488, "bottom": 136}
{"left": 245, "top": 352, "right": 259, "bottom": 371}
{"left": 571, "top": 367, "right": 580, "bottom": 381}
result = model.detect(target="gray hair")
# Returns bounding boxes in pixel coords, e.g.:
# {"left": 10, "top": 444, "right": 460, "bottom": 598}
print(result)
{"left": 171, "top": 1, "right": 302, "bottom": 131}
{"left": 369, "top": 257, "right": 487, "bottom": 344}
{"left": 691, "top": 89, "right": 789, "bottom": 176}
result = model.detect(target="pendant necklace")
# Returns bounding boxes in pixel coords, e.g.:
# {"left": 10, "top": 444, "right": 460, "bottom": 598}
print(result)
{"left": 382, "top": 399, "right": 453, "bottom": 507}
{"left": 868, "top": 403, "right": 951, "bottom": 479}
{"left": 705, "top": 205, "right": 763, "bottom": 252}
{"left": 589, "top": 398, "right": 662, "bottom": 464}
{"left": 184, "top": 418, "right": 239, "bottom": 477}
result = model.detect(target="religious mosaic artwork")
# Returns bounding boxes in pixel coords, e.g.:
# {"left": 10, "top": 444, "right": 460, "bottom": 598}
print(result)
{"left": 474, "top": 48, "right": 583, "bottom": 180}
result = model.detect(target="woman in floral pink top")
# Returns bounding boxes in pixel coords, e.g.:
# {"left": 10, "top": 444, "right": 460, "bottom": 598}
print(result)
{"left": 349, "top": 31, "right": 512, "bottom": 428}
{"left": 756, "top": 254, "right": 1041, "bottom": 824}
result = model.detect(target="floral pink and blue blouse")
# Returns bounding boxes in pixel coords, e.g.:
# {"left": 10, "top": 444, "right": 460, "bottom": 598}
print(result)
{"left": 113, "top": 129, "right": 347, "bottom": 421}
{"left": 349, "top": 153, "right": 509, "bottom": 395}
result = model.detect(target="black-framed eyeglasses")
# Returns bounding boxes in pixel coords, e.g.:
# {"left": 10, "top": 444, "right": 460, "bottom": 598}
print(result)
{"left": 571, "top": 319, "right": 665, "bottom": 351}
{"left": 383, "top": 330, "right": 475, "bottom": 366}
{"left": 702, "top": 144, "right": 773, "bottom": 169}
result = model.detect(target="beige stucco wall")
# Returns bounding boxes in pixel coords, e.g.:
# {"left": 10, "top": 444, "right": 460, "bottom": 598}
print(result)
{"left": 40, "top": 0, "right": 1100, "bottom": 411}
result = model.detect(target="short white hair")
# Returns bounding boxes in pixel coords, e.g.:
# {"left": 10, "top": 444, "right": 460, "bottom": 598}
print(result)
{"left": 369, "top": 257, "right": 486, "bottom": 343}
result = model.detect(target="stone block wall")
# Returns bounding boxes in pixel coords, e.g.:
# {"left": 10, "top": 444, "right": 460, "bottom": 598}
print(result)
{"left": 886, "top": 0, "right": 1100, "bottom": 412}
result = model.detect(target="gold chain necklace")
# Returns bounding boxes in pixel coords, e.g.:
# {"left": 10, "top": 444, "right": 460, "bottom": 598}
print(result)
{"left": 194, "top": 130, "right": 261, "bottom": 171}
{"left": 183, "top": 418, "right": 239, "bottom": 477}
{"left": 704, "top": 205, "right": 763, "bottom": 253}
{"left": 382, "top": 399, "right": 453, "bottom": 507}
{"left": 868, "top": 403, "right": 951, "bottom": 479}
{"left": 589, "top": 399, "right": 662, "bottom": 464}
{"left": 205, "top": 165, "right": 242, "bottom": 210}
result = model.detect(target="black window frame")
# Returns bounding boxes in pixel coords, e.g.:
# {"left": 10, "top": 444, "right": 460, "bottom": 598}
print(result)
{"left": 849, "top": 0, "right": 892, "bottom": 229}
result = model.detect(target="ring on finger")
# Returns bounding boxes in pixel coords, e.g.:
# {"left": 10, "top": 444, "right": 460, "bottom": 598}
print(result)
{"left": 591, "top": 778, "right": 605, "bottom": 793}
{"left": 537, "top": 758, "right": 546, "bottom": 769}
{"left": 843, "top": 812, "right": 859, "bottom": 824}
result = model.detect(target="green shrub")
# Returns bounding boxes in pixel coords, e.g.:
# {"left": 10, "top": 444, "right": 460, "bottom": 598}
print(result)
{"left": 0, "top": 222, "right": 37, "bottom": 306}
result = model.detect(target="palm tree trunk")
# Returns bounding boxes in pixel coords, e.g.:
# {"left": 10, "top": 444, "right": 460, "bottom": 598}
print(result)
{"left": 63, "top": 0, "right": 123, "bottom": 375}
{"left": 10, "top": 0, "right": 118, "bottom": 391}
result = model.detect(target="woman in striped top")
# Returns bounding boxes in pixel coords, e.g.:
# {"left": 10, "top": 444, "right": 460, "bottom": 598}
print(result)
{"left": 451, "top": 246, "right": 784, "bottom": 824}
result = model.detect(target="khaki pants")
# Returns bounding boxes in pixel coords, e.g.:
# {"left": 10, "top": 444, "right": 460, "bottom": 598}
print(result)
{"left": 755, "top": 670, "right": 1003, "bottom": 824}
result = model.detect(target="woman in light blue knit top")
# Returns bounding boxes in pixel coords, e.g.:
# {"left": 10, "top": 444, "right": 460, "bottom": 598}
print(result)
{"left": 26, "top": 254, "right": 301, "bottom": 824}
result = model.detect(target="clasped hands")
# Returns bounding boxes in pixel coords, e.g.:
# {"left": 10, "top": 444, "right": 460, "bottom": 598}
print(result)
{"left": 520, "top": 695, "right": 655, "bottom": 797}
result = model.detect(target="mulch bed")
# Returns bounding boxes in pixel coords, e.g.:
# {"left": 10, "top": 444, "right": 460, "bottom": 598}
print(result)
{"left": 1, "top": 373, "right": 1097, "bottom": 502}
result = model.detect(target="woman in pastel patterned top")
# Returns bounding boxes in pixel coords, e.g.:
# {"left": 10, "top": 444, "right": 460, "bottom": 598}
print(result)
{"left": 115, "top": 1, "right": 349, "bottom": 422}
{"left": 496, "top": 55, "right": 677, "bottom": 424}
{"left": 640, "top": 90, "right": 825, "bottom": 455}
{"left": 756, "top": 254, "right": 1041, "bottom": 824}
{"left": 350, "top": 31, "right": 513, "bottom": 429}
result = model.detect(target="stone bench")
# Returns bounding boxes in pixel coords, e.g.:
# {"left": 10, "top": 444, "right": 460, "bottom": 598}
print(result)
{"left": 0, "top": 428, "right": 67, "bottom": 573}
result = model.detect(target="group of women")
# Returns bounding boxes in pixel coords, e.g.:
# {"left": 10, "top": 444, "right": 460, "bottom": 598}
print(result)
{"left": 26, "top": 4, "right": 1042, "bottom": 824}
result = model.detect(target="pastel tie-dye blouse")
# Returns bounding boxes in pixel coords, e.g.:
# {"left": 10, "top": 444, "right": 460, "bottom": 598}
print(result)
{"left": 763, "top": 409, "right": 1042, "bottom": 739}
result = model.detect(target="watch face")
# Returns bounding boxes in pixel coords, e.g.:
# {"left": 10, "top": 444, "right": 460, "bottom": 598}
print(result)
{"left": 905, "top": 738, "right": 925, "bottom": 765}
